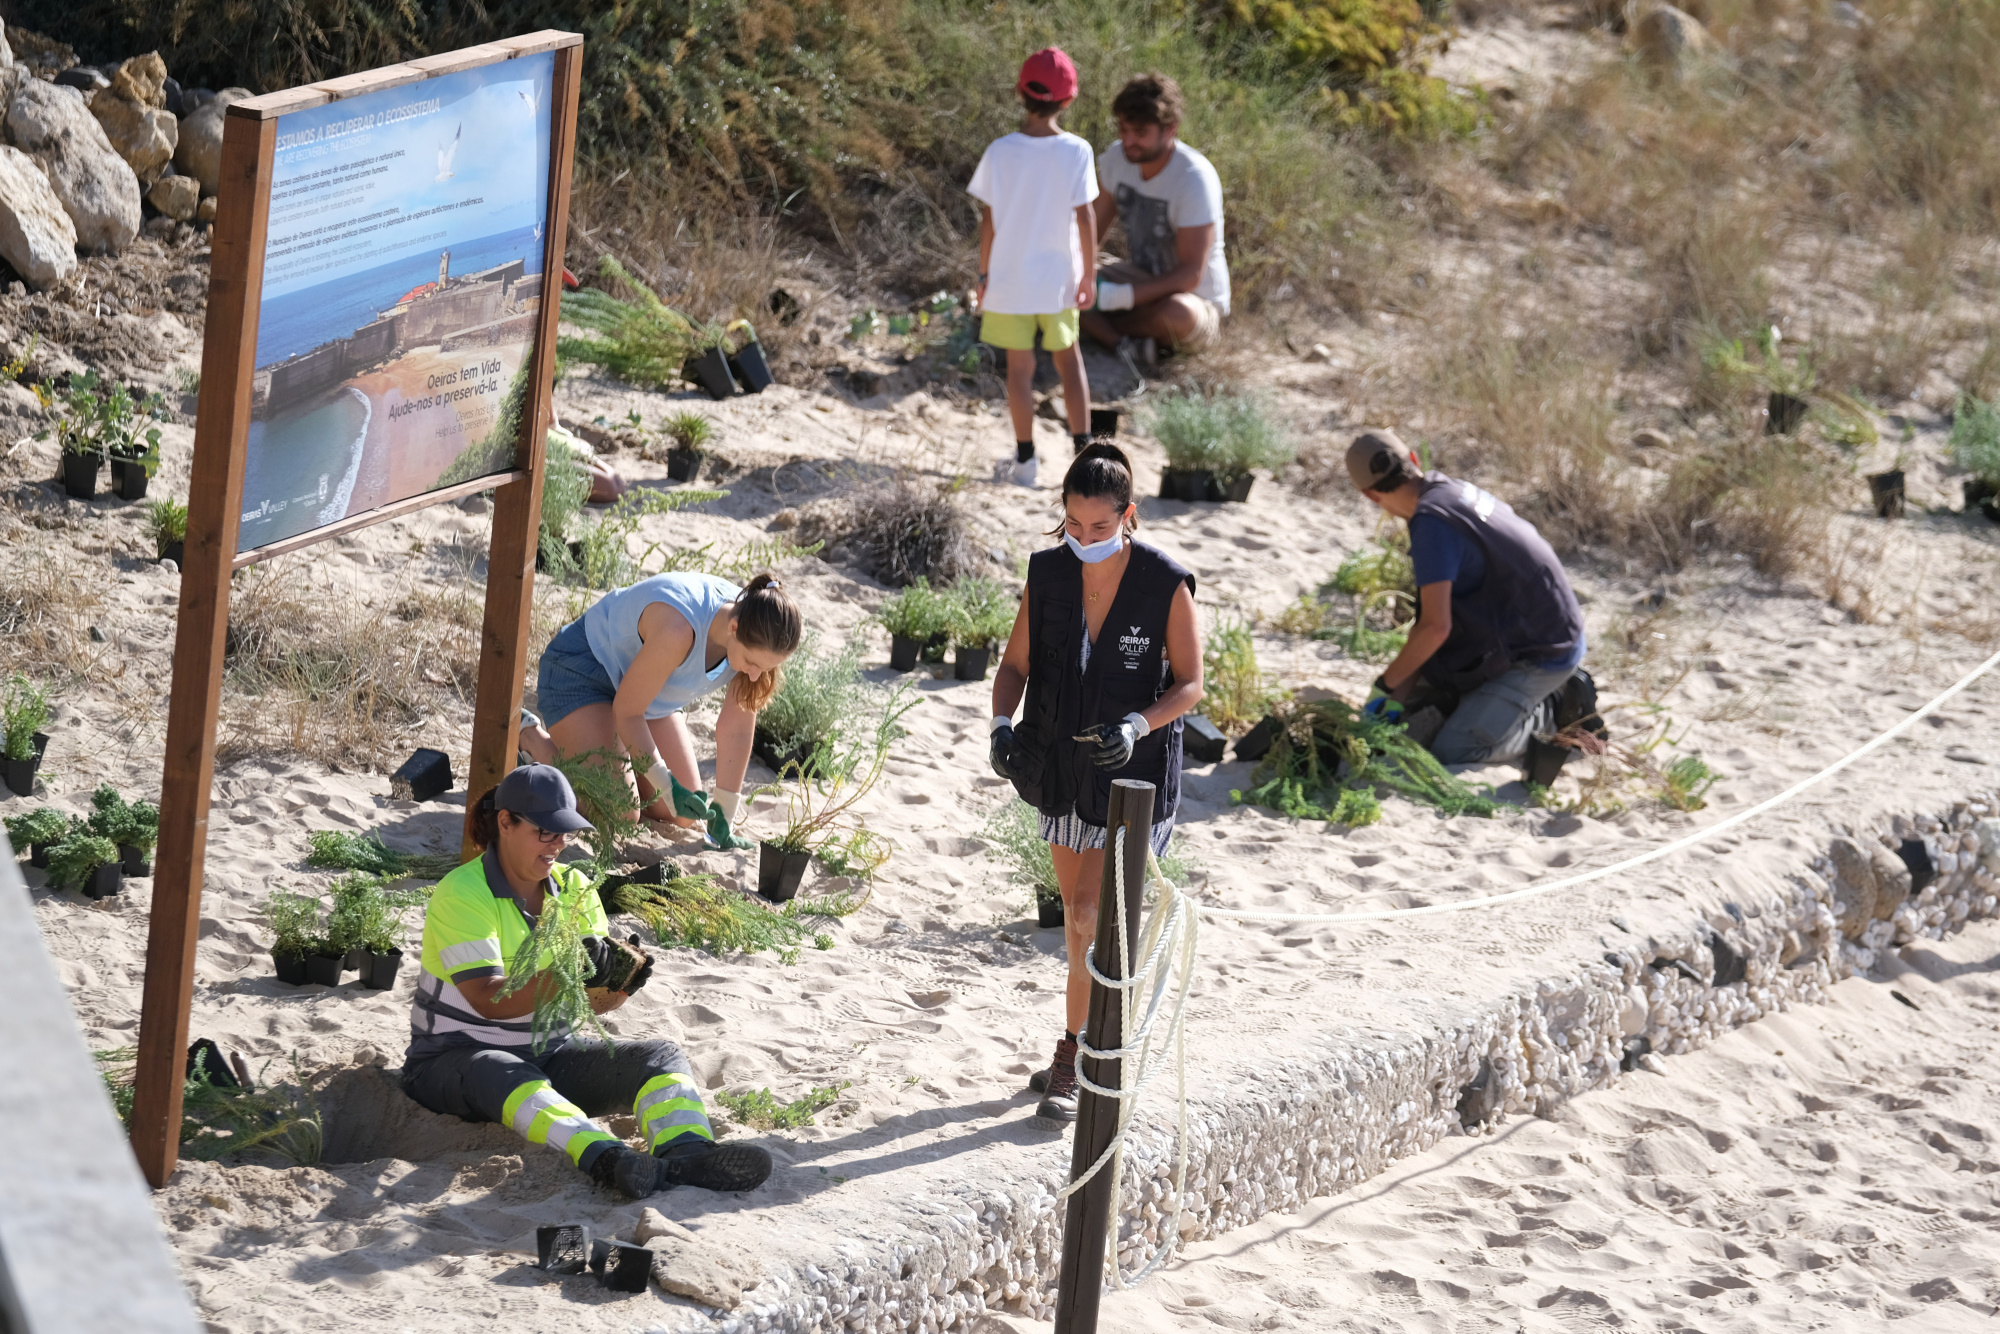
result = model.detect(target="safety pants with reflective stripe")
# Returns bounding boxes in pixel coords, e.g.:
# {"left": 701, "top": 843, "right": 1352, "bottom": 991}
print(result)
{"left": 500, "top": 1079, "right": 618, "bottom": 1165}
{"left": 634, "top": 1071, "right": 713, "bottom": 1151}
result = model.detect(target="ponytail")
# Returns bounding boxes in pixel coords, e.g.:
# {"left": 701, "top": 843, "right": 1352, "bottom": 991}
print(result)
{"left": 469, "top": 788, "right": 500, "bottom": 849}
{"left": 731, "top": 571, "right": 802, "bottom": 713}
{"left": 1049, "top": 442, "right": 1139, "bottom": 535}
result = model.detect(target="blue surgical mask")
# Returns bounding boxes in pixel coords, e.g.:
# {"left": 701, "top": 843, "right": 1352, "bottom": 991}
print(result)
{"left": 1065, "top": 530, "right": 1125, "bottom": 564}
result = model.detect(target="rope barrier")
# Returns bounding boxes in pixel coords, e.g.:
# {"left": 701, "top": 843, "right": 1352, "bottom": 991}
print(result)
{"left": 1200, "top": 644, "right": 2000, "bottom": 925}
{"left": 1045, "top": 645, "right": 2000, "bottom": 1295}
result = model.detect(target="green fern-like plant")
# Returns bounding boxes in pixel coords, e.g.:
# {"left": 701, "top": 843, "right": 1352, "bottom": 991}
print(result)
{"left": 6, "top": 807, "right": 72, "bottom": 850}
{"left": 305, "top": 830, "right": 459, "bottom": 881}
{"left": 1950, "top": 393, "right": 2000, "bottom": 486}
{"left": 555, "top": 257, "right": 700, "bottom": 387}
{"left": 2, "top": 673, "right": 49, "bottom": 762}
{"left": 497, "top": 876, "right": 609, "bottom": 1054}
{"left": 607, "top": 874, "right": 858, "bottom": 964}
{"left": 876, "top": 577, "right": 955, "bottom": 643}
{"left": 979, "top": 797, "right": 1059, "bottom": 909}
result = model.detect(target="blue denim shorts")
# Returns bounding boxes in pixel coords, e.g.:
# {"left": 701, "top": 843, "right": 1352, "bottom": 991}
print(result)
{"left": 535, "top": 619, "right": 617, "bottom": 728}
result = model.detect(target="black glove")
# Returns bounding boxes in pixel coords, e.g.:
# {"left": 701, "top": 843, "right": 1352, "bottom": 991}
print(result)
{"left": 990, "top": 722, "right": 1022, "bottom": 781}
{"left": 1077, "top": 716, "right": 1141, "bottom": 770}
{"left": 582, "top": 936, "right": 617, "bottom": 990}
{"left": 622, "top": 934, "right": 654, "bottom": 994}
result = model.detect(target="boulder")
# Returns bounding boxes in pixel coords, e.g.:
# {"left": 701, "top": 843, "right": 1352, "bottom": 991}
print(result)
{"left": 147, "top": 171, "right": 198, "bottom": 222}
{"left": 109, "top": 53, "right": 168, "bottom": 109}
{"left": 0, "top": 144, "right": 76, "bottom": 288}
{"left": 6, "top": 78, "right": 141, "bottom": 253}
{"left": 1827, "top": 837, "right": 1879, "bottom": 939}
{"left": 196, "top": 194, "right": 216, "bottom": 223}
{"left": 91, "top": 91, "right": 177, "bottom": 187}
{"left": 52, "top": 67, "right": 106, "bottom": 93}
{"left": 1634, "top": 5, "right": 1714, "bottom": 75}
{"left": 0, "top": 18, "right": 12, "bottom": 68}
{"left": 632, "top": 1207, "right": 757, "bottom": 1308}
{"left": 1869, "top": 841, "right": 1912, "bottom": 917}
{"left": 173, "top": 87, "right": 252, "bottom": 196}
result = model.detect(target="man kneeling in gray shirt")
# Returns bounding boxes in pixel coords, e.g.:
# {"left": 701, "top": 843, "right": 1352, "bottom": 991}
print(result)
{"left": 1083, "top": 73, "right": 1231, "bottom": 360}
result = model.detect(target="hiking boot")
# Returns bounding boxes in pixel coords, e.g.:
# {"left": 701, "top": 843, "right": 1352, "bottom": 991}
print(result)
{"left": 1550, "top": 668, "right": 1607, "bottom": 738}
{"left": 1034, "top": 1046, "right": 1080, "bottom": 1127}
{"left": 656, "top": 1138, "right": 773, "bottom": 1193}
{"left": 1028, "top": 1034, "right": 1078, "bottom": 1094}
{"left": 587, "top": 1142, "right": 664, "bottom": 1200}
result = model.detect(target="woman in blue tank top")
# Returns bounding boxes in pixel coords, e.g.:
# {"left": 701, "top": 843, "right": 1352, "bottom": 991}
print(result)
{"left": 522, "top": 571, "right": 803, "bottom": 831}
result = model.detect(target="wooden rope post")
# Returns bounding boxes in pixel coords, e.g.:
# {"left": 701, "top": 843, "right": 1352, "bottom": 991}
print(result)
{"left": 1054, "top": 777, "right": 1155, "bottom": 1334}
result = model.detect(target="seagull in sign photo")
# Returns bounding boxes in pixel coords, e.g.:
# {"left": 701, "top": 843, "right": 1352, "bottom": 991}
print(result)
{"left": 518, "top": 86, "right": 540, "bottom": 116}
{"left": 436, "top": 123, "right": 461, "bottom": 181}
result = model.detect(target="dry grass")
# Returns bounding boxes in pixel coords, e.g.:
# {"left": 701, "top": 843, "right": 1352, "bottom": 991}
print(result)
{"left": 0, "top": 534, "right": 109, "bottom": 681}
{"left": 795, "top": 473, "right": 990, "bottom": 587}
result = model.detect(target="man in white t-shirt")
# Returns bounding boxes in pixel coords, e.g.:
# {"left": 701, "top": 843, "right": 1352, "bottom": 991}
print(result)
{"left": 1084, "top": 74, "right": 1230, "bottom": 360}
{"left": 968, "top": 47, "right": 1099, "bottom": 487}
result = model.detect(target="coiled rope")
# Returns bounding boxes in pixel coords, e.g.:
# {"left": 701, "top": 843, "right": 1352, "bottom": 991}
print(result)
{"left": 1047, "top": 644, "right": 2000, "bottom": 1291}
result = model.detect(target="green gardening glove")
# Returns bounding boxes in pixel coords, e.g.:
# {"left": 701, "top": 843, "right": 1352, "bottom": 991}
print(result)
{"left": 705, "top": 803, "right": 755, "bottom": 851}
{"left": 668, "top": 773, "right": 713, "bottom": 821}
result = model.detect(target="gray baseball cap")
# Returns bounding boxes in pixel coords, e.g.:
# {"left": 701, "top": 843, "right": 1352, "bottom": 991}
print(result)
{"left": 1344, "top": 429, "right": 1420, "bottom": 492}
{"left": 494, "top": 763, "right": 594, "bottom": 833}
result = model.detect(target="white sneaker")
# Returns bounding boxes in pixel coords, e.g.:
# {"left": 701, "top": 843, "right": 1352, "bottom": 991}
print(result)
{"left": 1011, "top": 457, "right": 1039, "bottom": 487}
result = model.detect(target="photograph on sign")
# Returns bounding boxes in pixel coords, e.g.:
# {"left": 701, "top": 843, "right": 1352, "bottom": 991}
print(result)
{"left": 239, "top": 52, "right": 555, "bottom": 553}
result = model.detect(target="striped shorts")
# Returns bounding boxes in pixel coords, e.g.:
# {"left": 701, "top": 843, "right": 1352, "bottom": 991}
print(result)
{"left": 1040, "top": 808, "right": 1175, "bottom": 857}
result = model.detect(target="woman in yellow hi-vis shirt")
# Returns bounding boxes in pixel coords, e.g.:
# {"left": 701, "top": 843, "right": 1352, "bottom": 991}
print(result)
{"left": 400, "top": 764, "right": 770, "bottom": 1198}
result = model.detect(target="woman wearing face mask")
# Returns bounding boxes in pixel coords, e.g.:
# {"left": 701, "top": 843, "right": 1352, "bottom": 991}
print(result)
{"left": 988, "top": 442, "right": 1204, "bottom": 1127}
{"left": 520, "top": 571, "right": 803, "bottom": 837}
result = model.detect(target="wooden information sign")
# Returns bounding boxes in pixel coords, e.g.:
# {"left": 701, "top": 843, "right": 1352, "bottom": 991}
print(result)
{"left": 129, "top": 32, "right": 583, "bottom": 1188}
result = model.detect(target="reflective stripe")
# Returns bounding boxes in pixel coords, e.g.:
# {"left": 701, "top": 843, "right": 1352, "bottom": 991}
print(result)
{"left": 633, "top": 1073, "right": 699, "bottom": 1119}
{"left": 635, "top": 1073, "right": 712, "bottom": 1148}
{"left": 409, "top": 974, "right": 564, "bottom": 1050}
{"left": 438, "top": 937, "right": 503, "bottom": 970}
{"left": 498, "top": 1081, "right": 616, "bottom": 1165}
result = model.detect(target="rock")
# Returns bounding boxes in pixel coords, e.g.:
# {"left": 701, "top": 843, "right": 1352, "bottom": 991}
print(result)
{"left": 147, "top": 171, "right": 197, "bottom": 221}
{"left": 174, "top": 88, "right": 251, "bottom": 195}
{"left": 1827, "top": 838, "right": 1879, "bottom": 938}
{"left": 7, "top": 79, "right": 141, "bottom": 253}
{"left": 1869, "top": 841, "right": 1913, "bottom": 916}
{"left": 1630, "top": 428, "right": 1671, "bottom": 449}
{"left": 1634, "top": 5, "right": 1714, "bottom": 75}
{"left": 91, "top": 91, "right": 177, "bottom": 187}
{"left": 53, "top": 67, "right": 107, "bottom": 93}
{"left": 0, "top": 145, "right": 76, "bottom": 289}
{"left": 109, "top": 53, "right": 168, "bottom": 109}
{"left": 0, "top": 20, "right": 11, "bottom": 68}
{"left": 634, "top": 1207, "right": 757, "bottom": 1309}
{"left": 162, "top": 76, "right": 183, "bottom": 117}
{"left": 1618, "top": 986, "right": 1648, "bottom": 1036}
{"left": 196, "top": 194, "right": 216, "bottom": 223}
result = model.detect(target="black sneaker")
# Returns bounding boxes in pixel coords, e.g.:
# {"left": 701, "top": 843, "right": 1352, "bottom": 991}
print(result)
{"left": 1035, "top": 1050, "right": 1080, "bottom": 1126}
{"left": 587, "top": 1142, "right": 664, "bottom": 1200}
{"left": 1028, "top": 1034, "right": 1078, "bottom": 1095}
{"left": 656, "top": 1138, "right": 773, "bottom": 1193}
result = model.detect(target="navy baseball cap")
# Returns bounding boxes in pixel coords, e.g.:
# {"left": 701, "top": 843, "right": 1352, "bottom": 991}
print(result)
{"left": 494, "top": 764, "right": 594, "bottom": 833}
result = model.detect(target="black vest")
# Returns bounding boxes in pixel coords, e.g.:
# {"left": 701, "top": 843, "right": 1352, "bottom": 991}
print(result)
{"left": 1011, "top": 539, "right": 1195, "bottom": 828}
{"left": 1413, "top": 473, "right": 1584, "bottom": 691}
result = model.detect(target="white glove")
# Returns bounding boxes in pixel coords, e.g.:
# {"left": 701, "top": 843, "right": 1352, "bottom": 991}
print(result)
{"left": 713, "top": 789, "right": 743, "bottom": 823}
{"left": 644, "top": 759, "right": 676, "bottom": 802}
{"left": 1097, "top": 280, "right": 1135, "bottom": 312}
{"left": 1125, "top": 711, "right": 1152, "bottom": 739}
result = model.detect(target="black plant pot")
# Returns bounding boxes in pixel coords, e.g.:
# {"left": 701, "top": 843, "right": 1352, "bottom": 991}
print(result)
{"left": 920, "top": 631, "right": 949, "bottom": 664}
{"left": 1089, "top": 407, "right": 1120, "bottom": 440}
{"left": 1965, "top": 478, "right": 1998, "bottom": 510}
{"left": 110, "top": 458, "right": 149, "bottom": 500}
{"left": 537, "top": 1223, "right": 593, "bottom": 1274}
{"left": 751, "top": 730, "right": 813, "bottom": 776}
{"left": 1221, "top": 473, "right": 1255, "bottom": 503}
{"left": 3, "top": 732, "right": 48, "bottom": 797}
{"left": 758, "top": 841, "right": 810, "bottom": 903}
{"left": 1233, "top": 714, "right": 1282, "bottom": 764}
{"left": 159, "top": 539, "right": 185, "bottom": 566}
{"left": 305, "top": 953, "right": 345, "bottom": 986}
{"left": 118, "top": 844, "right": 152, "bottom": 876}
{"left": 953, "top": 645, "right": 992, "bottom": 680}
{"left": 28, "top": 842, "right": 50, "bottom": 869}
{"left": 729, "top": 340, "right": 774, "bottom": 394}
{"left": 60, "top": 452, "right": 100, "bottom": 500}
{"left": 343, "top": 946, "right": 369, "bottom": 973}
{"left": 666, "top": 449, "right": 704, "bottom": 482}
{"left": 598, "top": 1240, "right": 654, "bottom": 1292}
{"left": 391, "top": 747, "right": 453, "bottom": 802}
{"left": 1036, "top": 895, "right": 1065, "bottom": 928}
{"left": 362, "top": 948, "right": 403, "bottom": 991}
{"left": 1182, "top": 713, "right": 1227, "bottom": 765}
{"left": 683, "top": 346, "right": 738, "bottom": 401}
{"left": 1765, "top": 391, "right": 1809, "bottom": 436}
{"left": 1173, "top": 469, "right": 1217, "bottom": 504}
{"left": 889, "top": 634, "right": 922, "bottom": 672}
{"left": 273, "top": 952, "right": 309, "bottom": 986}
{"left": 1868, "top": 469, "right": 1905, "bottom": 519}
{"left": 83, "top": 862, "right": 123, "bottom": 899}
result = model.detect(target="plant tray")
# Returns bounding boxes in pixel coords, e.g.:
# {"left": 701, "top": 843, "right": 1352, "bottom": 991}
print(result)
{"left": 536, "top": 1223, "right": 593, "bottom": 1274}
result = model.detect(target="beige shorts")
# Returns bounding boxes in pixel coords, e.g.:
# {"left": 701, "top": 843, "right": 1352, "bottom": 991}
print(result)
{"left": 1100, "top": 260, "right": 1222, "bottom": 351}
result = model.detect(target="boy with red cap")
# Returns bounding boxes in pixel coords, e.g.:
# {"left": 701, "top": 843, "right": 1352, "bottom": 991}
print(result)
{"left": 968, "top": 47, "right": 1099, "bottom": 487}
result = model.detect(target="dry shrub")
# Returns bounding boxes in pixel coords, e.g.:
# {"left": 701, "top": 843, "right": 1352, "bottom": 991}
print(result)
{"left": 220, "top": 560, "right": 481, "bottom": 768}
{"left": 796, "top": 474, "right": 986, "bottom": 587}
{"left": 0, "top": 537, "right": 106, "bottom": 680}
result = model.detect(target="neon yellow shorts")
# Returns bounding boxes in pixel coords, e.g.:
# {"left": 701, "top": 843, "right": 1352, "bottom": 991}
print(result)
{"left": 980, "top": 309, "right": 1079, "bottom": 352}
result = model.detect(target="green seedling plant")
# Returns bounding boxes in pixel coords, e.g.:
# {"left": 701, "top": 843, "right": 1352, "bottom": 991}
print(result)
{"left": 1700, "top": 324, "right": 1817, "bottom": 399}
{"left": 875, "top": 577, "right": 955, "bottom": 645}
{"left": 1214, "top": 393, "right": 1294, "bottom": 483}
{"left": 757, "top": 634, "right": 874, "bottom": 779}
{"left": 1202, "top": 617, "right": 1286, "bottom": 734}
{"left": 305, "top": 829, "right": 459, "bottom": 881}
{"left": 45, "top": 834, "right": 119, "bottom": 891}
{"left": 554, "top": 748, "right": 646, "bottom": 871}
{"left": 650, "top": 535, "right": 823, "bottom": 584}
{"left": 497, "top": 874, "right": 609, "bottom": 1054}
{"left": 765, "top": 681, "right": 916, "bottom": 863}
{"left": 979, "top": 797, "right": 1060, "bottom": 913}
{"left": 87, "top": 785, "right": 158, "bottom": 858}
{"left": 261, "top": 888, "right": 324, "bottom": 960}
{"left": 947, "top": 575, "right": 1015, "bottom": 650}
{"left": 1146, "top": 387, "right": 1227, "bottom": 473}
{"left": 325, "top": 874, "right": 420, "bottom": 956}
{"left": 717, "top": 1081, "right": 850, "bottom": 1130}
{"left": 1234, "top": 696, "right": 1501, "bottom": 825}
{"left": 5, "top": 807, "right": 73, "bottom": 851}
{"left": 606, "top": 873, "right": 856, "bottom": 964}
{"left": 661, "top": 410, "right": 714, "bottom": 454}
{"left": 2, "top": 673, "right": 49, "bottom": 761}
{"left": 145, "top": 497, "right": 188, "bottom": 556}
{"left": 43, "top": 370, "right": 165, "bottom": 464}
{"left": 1660, "top": 754, "right": 1720, "bottom": 811}
{"left": 1950, "top": 393, "right": 2000, "bottom": 487}
{"left": 556, "top": 257, "right": 701, "bottom": 386}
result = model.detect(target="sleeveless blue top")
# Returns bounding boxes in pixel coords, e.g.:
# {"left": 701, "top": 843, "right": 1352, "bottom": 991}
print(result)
{"left": 581, "top": 573, "right": 741, "bottom": 718}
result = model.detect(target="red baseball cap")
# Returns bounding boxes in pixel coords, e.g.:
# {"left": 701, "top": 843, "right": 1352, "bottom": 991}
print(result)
{"left": 1018, "top": 48, "right": 1078, "bottom": 102}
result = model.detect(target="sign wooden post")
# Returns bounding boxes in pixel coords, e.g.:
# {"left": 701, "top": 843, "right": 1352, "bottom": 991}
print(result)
{"left": 129, "top": 32, "right": 583, "bottom": 1190}
{"left": 1054, "top": 778, "right": 1154, "bottom": 1334}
